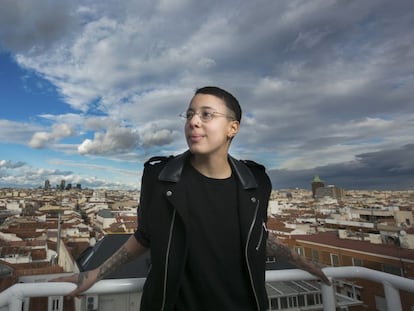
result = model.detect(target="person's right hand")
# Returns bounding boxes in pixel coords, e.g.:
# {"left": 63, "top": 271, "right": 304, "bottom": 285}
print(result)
{"left": 49, "top": 268, "right": 100, "bottom": 298}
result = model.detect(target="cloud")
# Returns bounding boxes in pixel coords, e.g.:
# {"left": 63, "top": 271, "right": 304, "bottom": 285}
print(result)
{"left": 29, "top": 123, "right": 76, "bottom": 148}
{"left": 0, "top": 158, "right": 138, "bottom": 190}
{"left": 0, "top": 0, "right": 78, "bottom": 52}
{"left": 268, "top": 144, "right": 414, "bottom": 190}
{"left": 49, "top": 158, "right": 139, "bottom": 177}
{"left": 139, "top": 122, "right": 180, "bottom": 147}
{"left": 140, "top": 129, "right": 176, "bottom": 147}
{"left": 0, "top": 167, "right": 134, "bottom": 190}
{"left": 78, "top": 127, "right": 139, "bottom": 155}
{"left": 0, "top": 160, "right": 26, "bottom": 169}
{"left": 77, "top": 122, "right": 180, "bottom": 156}
{"left": 0, "top": 120, "right": 43, "bottom": 144}
{"left": 0, "top": 0, "right": 413, "bottom": 189}
{"left": 0, "top": 162, "right": 72, "bottom": 188}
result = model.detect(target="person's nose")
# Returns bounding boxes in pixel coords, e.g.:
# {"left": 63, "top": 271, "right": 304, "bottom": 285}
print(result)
{"left": 188, "top": 112, "right": 202, "bottom": 126}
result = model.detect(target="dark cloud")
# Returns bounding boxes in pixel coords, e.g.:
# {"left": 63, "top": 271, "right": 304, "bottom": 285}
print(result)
{"left": 0, "top": 0, "right": 78, "bottom": 52}
{"left": 228, "top": 0, "right": 414, "bottom": 123}
{"left": 269, "top": 144, "right": 414, "bottom": 190}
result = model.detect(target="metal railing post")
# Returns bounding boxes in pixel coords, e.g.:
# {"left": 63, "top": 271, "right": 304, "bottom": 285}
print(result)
{"left": 383, "top": 281, "right": 402, "bottom": 311}
{"left": 8, "top": 298, "right": 23, "bottom": 311}
{"left": 321, "top": 278, "right": 336, "bottom": 311}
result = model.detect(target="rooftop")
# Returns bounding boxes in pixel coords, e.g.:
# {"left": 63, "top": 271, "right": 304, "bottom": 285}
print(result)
{"left": 292, "top": 231, "right": 414, "bottom": 261}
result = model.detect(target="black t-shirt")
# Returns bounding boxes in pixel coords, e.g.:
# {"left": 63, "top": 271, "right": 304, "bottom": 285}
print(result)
{"left": 175, "top": 163, "right": 256, "bottom": 310}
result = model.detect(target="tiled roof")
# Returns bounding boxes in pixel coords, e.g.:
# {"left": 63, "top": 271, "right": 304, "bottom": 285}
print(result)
{"left": 5, "top": 240, "right": 46, "bottom": 247}
{"left": 292, "top": 231, "right": 414, "bottom": 260}
{"left": 406, "top": 227, "right": 414, "bottom": 234}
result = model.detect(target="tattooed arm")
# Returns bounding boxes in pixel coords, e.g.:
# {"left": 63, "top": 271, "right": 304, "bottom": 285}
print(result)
{"left": 266, "top": 233, "right": 330, "bottom": 285}
{"left": 51, "top": 235, "right": 148, "bottom": 297}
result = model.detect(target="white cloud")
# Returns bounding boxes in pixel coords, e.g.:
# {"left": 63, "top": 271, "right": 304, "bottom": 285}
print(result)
{"left": 0, "top": 162, "right": 136, "bottom": 190}
{"left": 0, "top": 120, "right": 43, "bottom": 144}
{"left": 0, "top": 160, "right": 26, "bottom": 169}
{"left": 29, "top": 123, "right": 75, "bottom": 148}
{"left": 78, "top": 127, "right": 139, "bottom": 155}
{"left": 29, "top": 132, "right": 51, "bottom": 149}
{"left": 140, "top": 128, "right": 177, "bottom": 147}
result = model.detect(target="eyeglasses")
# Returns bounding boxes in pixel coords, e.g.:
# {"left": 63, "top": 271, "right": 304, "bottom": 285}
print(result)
{"left": 179, "top": 109, "right": 235, "bottom": 122}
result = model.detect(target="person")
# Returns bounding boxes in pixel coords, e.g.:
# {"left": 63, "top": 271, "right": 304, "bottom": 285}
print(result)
{"left": 53, "top": 86, "right": 330, "bottom": 310}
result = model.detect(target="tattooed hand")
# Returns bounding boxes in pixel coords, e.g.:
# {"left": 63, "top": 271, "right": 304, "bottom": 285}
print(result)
{"left": 49, "top": 269, "right": 100, "bottom": 298}
{"left": 49, "top": 245, "right": 133, "bottom": 297}
{"left": 49, "top": 236, "right": 147, "bottom": 297}
{"left": 295, "top": 258, "right": 331, "bottom": 286}
{"left": 266, "top": 233, "right": 331, "bottom": 285}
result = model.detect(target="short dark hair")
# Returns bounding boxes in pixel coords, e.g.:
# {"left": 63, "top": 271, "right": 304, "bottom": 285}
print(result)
{"left": 195, "top": 86, "right": 242, "bottom": 123}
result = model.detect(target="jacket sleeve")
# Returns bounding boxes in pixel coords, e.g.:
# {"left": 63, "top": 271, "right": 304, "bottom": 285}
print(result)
{"left": 244, "top": 159, "right": 272, "bottom": 220}
{"left": 134, "top": 156, "right": 170, "bottom": 248}
{"left": 134, "top": 166, "right": 151, "bottom": 248}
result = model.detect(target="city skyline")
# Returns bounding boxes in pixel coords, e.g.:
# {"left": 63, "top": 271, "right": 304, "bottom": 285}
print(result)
{"left": 0, "top": 0, "right": 414, "bottom": 191}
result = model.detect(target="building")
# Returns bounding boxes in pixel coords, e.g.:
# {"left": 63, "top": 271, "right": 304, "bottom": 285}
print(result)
{"left": 315, "top": 185, "right": 345, "bottom": 200}
{"left": 284, "top": 231, "right": 414, "bottom": 310}
{"left": 311, "top": 175, "right": 324, "bottom": 198}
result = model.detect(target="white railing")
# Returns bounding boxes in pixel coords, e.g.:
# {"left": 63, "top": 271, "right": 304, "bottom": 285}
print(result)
{"left": 1, "top": 266, "right": 413, "bottom": 311}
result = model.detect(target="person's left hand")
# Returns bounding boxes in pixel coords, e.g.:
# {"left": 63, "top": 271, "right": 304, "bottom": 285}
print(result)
{"left": 298, "top": 260, "right": 331, "bottom": 285}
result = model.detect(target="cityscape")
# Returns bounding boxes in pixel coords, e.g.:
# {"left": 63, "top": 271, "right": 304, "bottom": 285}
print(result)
{"left": 1, "top": 175, "right": 413, "bottom": 310}
{"left": 1, "top": 0, "right": 413, "bottom": 310}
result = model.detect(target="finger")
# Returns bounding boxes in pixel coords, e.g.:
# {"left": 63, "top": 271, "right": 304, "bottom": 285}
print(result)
{"left": 66, "top": 288, "right": 84, "bottom": 299}
{"left": 49, "top": 274, "right": 78, "bottom": 283}
{"left": 320, "top": 275, "right": 331, "bottom": 286}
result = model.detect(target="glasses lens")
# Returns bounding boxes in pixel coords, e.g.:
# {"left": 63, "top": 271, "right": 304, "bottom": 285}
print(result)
{"left": 179, "top": 109, "right": 224, "bottom": 122}
{"left": 200, "top": 110, "right": 213, "bottom": 121}
{"left": 186, "top": 111, "right": 194, "bottom": 120}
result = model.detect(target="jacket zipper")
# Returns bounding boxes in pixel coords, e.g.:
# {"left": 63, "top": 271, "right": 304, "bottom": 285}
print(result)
{"left": 245, "top": 199, "right": 261, "bottom": 311}
{"left": 255, "top": 221, "right": 267, "bottom": 251}
{"left": 160, "top": 208, "right": 177, "bottom": 311}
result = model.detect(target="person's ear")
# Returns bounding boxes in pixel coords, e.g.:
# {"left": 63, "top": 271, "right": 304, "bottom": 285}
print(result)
{"left": 228, "top": 120, "right": 240, "bottom": 138}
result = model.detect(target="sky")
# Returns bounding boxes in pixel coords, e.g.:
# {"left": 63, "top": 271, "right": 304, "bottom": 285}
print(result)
{"left": 0, "top": 0, "right": 413, "bottom": 191}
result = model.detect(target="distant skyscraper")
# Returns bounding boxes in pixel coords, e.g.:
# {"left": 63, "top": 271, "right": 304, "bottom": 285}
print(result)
{"left": 311, "top": 175, "right": 324, "bottom": 198}
{"left": 44, "top": 179, "right": 50, "bottom": 189}
{"left": 315, "top": 185, "right": 344, "bottom": 200}
{"left": 60, "top": 179, "right": 66, "bottom": 191}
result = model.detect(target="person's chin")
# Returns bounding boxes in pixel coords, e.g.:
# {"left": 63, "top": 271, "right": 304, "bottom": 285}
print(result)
{"left": 188, "top": 145, "right": 207, "bottom": 155}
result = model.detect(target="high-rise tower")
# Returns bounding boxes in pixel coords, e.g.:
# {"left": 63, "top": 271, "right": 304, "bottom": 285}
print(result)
{"left": 311, "top": 175, "right": 324, "bottom": 198}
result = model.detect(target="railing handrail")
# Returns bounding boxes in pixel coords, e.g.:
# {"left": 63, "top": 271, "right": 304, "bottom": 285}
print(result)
{"left": 1, "top": 266, "right": 413, "bottom": 311}
{"left": 266, "top": 266, "right": 414, "bottom": 293}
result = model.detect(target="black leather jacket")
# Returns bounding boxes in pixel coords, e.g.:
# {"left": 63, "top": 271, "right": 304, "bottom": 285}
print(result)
{"left": 134, "top": 151, "right": 272, "bottom": 311}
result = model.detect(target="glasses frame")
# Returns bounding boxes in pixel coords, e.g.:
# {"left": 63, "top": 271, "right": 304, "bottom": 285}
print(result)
{"left": 179, "top": 109, "right": 235, "bottom": 123}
